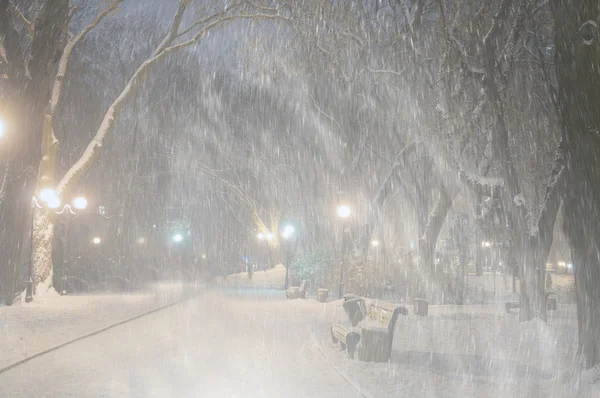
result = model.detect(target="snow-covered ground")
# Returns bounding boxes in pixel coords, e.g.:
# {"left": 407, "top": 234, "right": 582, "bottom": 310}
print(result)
{"left": 0, "top": 282, "right": 201, "bottom": 370}
{"left": 1, "top": 286, "right": 595, "bottom": 397}
{"left": 320, "top": 301, "right": 595, "bottom": 397}
{"left": 214, "top": 264, "right": 287, "bottom": 290}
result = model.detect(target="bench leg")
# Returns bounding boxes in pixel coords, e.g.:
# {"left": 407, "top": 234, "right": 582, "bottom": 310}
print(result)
{"left": 346, "top": 332, "right": 360, "bottom": 359}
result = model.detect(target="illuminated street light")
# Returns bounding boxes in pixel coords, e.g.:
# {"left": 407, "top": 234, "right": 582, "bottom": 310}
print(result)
{"left": 92, "top": 237, "right": 101, "bottom": 245}
{"left": 137, "top": 237, "right": 145, "bottom": 244}
{"left": 482, "top": 241, "right": 492, "bottom": 248}
{"left": 173, "top": 233, "right": 183, "bottom": 243}
{"left": 265, "top": 233, "right": 273, "bottom": 241}
{"left": 371, "top": 240, "right": 380, "bottom": 247}
{"left": 337, "top": 204, "right": 351, "bottom": 219}
{"left": 257, "top": 232, "right": 265, "bottom": 240}
{"left": 282, "top": 225, "right": 294, "bottom": 239}
{"left": 73, "top": 196, "right": 87, "bottom": 210}
{"left": 202, "top": 253, "right": 207, "bottom": 259}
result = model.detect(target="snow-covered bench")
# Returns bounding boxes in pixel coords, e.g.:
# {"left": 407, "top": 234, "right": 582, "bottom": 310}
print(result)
{"left": 505, "top": 292, "right": 557, "bottom": 314}
{"left": 331, "top": 295, "right": 408, "bottom": 361}
{"left": 286, "top": 279, "right": 310, "bottom": 299}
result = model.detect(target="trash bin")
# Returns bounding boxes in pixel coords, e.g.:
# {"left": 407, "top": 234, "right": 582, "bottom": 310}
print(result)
{"left": 342, "top": 295, "right": 366, "bottom": 326}
{"left": 317, "top": 288, "right": 329, "bottom": 302}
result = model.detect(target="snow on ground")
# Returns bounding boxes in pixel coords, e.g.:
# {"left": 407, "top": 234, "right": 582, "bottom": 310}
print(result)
{"left": 0, "top": 282, "right": 201, "bottom": 370}
{"left": 214, "top": 264, "right": 286, "bottom": 290}
{"left": 315, "top": 299, "right": 596, "bottom": 397}
{"left": 1, "top": 284, "right": 596, "bottom": 397}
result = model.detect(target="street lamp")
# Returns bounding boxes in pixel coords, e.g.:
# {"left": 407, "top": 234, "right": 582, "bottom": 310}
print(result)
{"left": 27, "top": 191, "right": 89, "bottom": 299}
{"left": 201, "top": 253, "right": 207, "bottom": 259}
{"left": 282, "top": 225, "right": 294, "bottom": 289}
{"left": 73, "top": 196, "right": 87, "bottom": 210}
{"left": 337, "top": 203, "right": 351, "bottom": 298}
{"left": 173, "top": 233, "right": 183, "bottom": 243}
{"left": 337, "top": 204, "right": 351, "bottom": 219}
{"left": 92, "top": 237, "right": 101, "bottom": 245}
{"left": 371, "top": 239, "right": 380, "bottom": 247}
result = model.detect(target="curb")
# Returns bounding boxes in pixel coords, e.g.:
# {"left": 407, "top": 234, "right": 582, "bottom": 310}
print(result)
{"left": 317, "top": 347, "right": 372, "bottom": 398}
{"left": 0, "top": 291, "right": 201, "bottom": 375}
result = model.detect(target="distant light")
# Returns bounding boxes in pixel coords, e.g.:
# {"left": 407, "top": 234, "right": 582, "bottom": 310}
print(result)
{"left": 152, "top": 224, "right": 156, "bottom": 229}
{"left": 257, "top": 232, "right": 265, "bottom": 240}
{"left": 337, "top": 204, "right": 351, "bottom": 218}
{"left": 558, "top": 261, "right": 566, "bottom": 267}
{"left": 173, "top": 234, "right": 183, "bottom": 242}
{"left": 482, "top": 241, "right": 491, "bottom": 248}
{"left": 137, "top": 237, "right": 145, "bottom": 244}
{"left": 92, "top": 237, "right": 101, "bottom": 245}
{"left": 567, "top": 263, "right": 573, "bottom": 269}
{"left": 0, "top": 119, "right": 4, "bottom": 138}
{"left": 282, "top": 225, "right": 294, "bottom": 239}
{"left": 371, "top": 240, "right": 380, "bottom": 247}
{"left": 73, "top": 196, "right": 87, "bottom": 210}
{"left": 201, "top": 253, "right": 207, "bottom": 259}
{"left": 266, "top": 233, "right": 273, "bottom": 241}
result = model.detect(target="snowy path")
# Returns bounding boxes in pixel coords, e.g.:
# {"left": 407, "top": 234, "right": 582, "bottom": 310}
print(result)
{"left": 0, "top": 290, "right": 361, "bottom": 397}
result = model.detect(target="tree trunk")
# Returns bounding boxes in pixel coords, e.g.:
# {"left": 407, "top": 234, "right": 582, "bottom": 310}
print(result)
{"left": 0, "top": 0, "right": 69, "bottom": 304}
{"left": 517, "top": 237, "right": 543, "bottom": 321}
{"left": 31, "top": 208, "right": 56, "bottom": 293}
{"left": 552, "top": 0, "right": 600, "bottom": 369}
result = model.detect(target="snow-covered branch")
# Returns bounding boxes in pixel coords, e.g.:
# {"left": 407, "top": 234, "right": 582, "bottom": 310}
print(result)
{"left": 51, "top": 0, "right": 124, "bottom": 114}
{"left": 56, "top": 5, "right": 290, "bottom": 197}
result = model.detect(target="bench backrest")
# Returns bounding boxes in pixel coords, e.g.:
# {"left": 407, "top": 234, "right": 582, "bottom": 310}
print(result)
{"left": 366, "top": 300, "right": 407, "bottom": 336}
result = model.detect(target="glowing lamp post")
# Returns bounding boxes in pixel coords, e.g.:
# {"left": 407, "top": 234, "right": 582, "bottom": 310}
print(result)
{"left": 337, "top": 204, "right": 351, "bottom": 298}
{"left": 27, "top": 191, "right": 89, "bottom": 299}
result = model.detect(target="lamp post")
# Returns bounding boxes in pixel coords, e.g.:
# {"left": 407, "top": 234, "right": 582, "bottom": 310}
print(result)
{"left": 57, "top": 197, "right": 88, "bottom": 295}
{"left": 282, "top": 225, "right": 294, "bottom": 289}
{"left": 28, "top": 190, "right": 88, "bottom": 298}
{"left": 337, "top": 204, "right": 351, "bottom": 298}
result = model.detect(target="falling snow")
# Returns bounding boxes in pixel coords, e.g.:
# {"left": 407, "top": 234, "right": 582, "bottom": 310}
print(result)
{"left": 1, "top": 0, "right": 599, "bottom": 397}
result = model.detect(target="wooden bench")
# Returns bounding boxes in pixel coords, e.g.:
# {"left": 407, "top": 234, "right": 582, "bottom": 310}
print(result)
{"left": 286, "top": 279, "right": 310, "bottom": 299}
{"left": 331, "top": 296, "right": 407, "bottom": 361}
{"left": 330, "top": 295, "right": 366, "bottom": 358}
{"left": 356, "top": 300, "right": 408, "bottom": 362}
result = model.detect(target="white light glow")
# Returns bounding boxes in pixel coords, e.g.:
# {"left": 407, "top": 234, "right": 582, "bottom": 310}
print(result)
{"left": 173, "top": 234, "right": 183, "bottom": 242}
{"left": 73, "top": 196, "right": 87, "bottom": 210}
{"left": 257, "top": 232, "right": 265, "bottom": 240}
{"left": 92, "top": 237, "right": 101, "bottom": 245}
{"left": 337, "top": 204, "right": 351, "bottom": 218}
{"left": 46, "top": 196, "right": 61, "bottom": 209}
{"left": 40, "top": 188, "right": 58, "bottom": 203}
{"left": 282, "top": 225, "right": 294, "bottom": 239}
{"left": 371, "top": 240, "right": 380, "bottom": 247}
